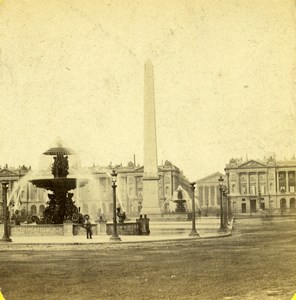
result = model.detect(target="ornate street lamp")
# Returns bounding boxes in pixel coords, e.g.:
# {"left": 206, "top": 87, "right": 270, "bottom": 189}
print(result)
{"left": 218, "top": 176, "right": 226, "bottom": 232}
{"left": 222, "top": 187, "right": 229, "bottom": 227}
{"left": 189, "top": 182, "right": 199, "bottom": 237}
{"left": 110, "top": 169, "right": 121, "bottom": 241}
{"left": 258, "top": 190, "right": 262, "bottom": 211}
{"left": 1, "top": 182, "right": 12, "bottom": 242}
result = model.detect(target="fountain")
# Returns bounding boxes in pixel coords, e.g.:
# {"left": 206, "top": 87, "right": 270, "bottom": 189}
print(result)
{"left": 29, "top": 145, "right": 87, "bottom": 224}
{"left": 173, "top": 187, "right": 187, "bottom": 213}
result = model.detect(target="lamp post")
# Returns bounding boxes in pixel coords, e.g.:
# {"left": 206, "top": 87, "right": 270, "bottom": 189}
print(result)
{"left": 189, "top": 182, "right": 199, "bottom": 237}
{"left": 110, "top": 169, "right": 121, "bottom": 241}
{"left": 1, "top": 182, "right": 12, "bottom": 242}
{"left": 222, "top": 188, "right": 228, "bottom": 227}
{"left": 218, "top": 176, "right": 226, "bottom": 232}
{"left": 226, "top": 172, "right": 231, "bottom": 222}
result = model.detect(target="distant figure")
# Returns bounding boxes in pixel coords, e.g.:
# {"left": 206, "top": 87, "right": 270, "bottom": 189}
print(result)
{"left": 116, "top": 207, "right": 126, "bottom": 224}
{"left": 137, "top": 215, "right": 143, "bottom": 235}
{"left": 14, "top": 210, "right": 21, "bottom": 225}
{"left": 144, "top": 214, "right": 150, "bottom": 234}
{"left": 84, "top": 215, "right": 92, "bottom": 239}
{"left": 11, "top": 210, "right": 21, "bottom": 225}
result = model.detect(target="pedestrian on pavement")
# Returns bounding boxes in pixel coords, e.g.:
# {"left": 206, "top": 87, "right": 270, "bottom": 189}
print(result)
{"left": 84, "top": 215, "right": 92, "bottom": 239}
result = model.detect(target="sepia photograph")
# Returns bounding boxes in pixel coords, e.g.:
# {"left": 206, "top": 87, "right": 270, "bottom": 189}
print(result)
{"left": 0, "top": 1, "right": 295, "bottom": 299}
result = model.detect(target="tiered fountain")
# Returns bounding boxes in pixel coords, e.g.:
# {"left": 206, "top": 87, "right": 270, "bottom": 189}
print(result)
{"left": 30, "top": 145, "right": 87, "bottom": 224}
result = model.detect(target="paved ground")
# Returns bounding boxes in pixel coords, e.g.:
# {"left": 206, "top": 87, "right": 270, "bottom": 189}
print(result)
{"left": 0, "top": 217, "right": 295, "bottom": 300}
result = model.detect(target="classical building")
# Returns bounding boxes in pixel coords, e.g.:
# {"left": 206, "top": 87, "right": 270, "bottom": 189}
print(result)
{"left": 225, "top": 156, "right": 296, "bottom": 214}
{"left": 195, "top": 172, "right": 226, "bottom": 214}
{"left": 3, "top": 160, "right": 191, "bottom": 220}
{"left": 81, "top": 160, "right": 192, "bottom": 219}
{"left": 0, "top": 156, "right": 192, "bottom": 222}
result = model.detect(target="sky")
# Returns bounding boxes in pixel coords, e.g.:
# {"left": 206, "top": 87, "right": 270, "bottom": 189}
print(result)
{"left": 0, "top": 0, "right": 295, "bottom": 180}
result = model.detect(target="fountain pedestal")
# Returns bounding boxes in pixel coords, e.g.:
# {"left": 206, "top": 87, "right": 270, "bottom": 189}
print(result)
{"left": 63, "top": 221, "right": 73, "bottom": 236}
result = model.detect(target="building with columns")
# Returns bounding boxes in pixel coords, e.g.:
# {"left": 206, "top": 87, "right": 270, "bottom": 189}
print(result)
{"left": 1, "top": 160, "right": 191, "bottom": 221}
{"left": 225, "top": 156, "right": 296, "bottom": 214}
{"left": 84, "top": 160, "right": 192, "bottom": 219}
{"left": 195, "top": 172, "right": 226, "bottom": 214}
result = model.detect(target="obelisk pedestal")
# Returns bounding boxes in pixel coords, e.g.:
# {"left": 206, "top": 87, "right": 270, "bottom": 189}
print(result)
{"left": 142, "top": 59, "right": 160, "bottom": 215}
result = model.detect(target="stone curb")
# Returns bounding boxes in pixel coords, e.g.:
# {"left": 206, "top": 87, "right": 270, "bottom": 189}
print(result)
{"left": 0, "top": 220, "right": 234, "bottom": 246}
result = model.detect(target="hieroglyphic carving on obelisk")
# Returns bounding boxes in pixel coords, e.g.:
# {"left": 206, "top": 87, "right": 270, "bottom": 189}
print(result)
{"left": 142, "top": 59, "right": 160, "bottom": 214}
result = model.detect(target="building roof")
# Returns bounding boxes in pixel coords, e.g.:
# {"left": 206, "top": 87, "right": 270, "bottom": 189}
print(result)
{"left": 196, "top": 172, "right": 225, "bottom": 184}
{"left": 90, "top": 160, "right": 188, "bottom": 180}
{"left": 0, "top": 168, "right": 20, "bottom": 178}
{"left": 225, "top": 156, "right": 296, "bottom": 170}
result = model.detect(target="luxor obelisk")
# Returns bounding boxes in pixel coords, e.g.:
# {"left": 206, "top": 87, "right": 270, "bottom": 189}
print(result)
{"left": 142, "top": 59, "right": 160, "bottom": 214}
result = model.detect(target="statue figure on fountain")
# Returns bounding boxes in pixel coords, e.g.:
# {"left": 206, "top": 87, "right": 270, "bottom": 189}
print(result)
{"left": 116, "top": 207, "right": 126, "bottom": 224}
{"left": 51, "top": 154, "right": 69, "bottom": 178}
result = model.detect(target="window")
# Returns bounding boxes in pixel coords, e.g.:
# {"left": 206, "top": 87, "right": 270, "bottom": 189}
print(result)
{"left": 165, "top": 175, "right": 170, "bottom": 183}
{"left": 241, "top": 185, "right": 246, "bottom": 194}
{"left": 231, "top": 184, "right": 235, "bottom": 193}
{"left": 165, "top": 187, "right": 170, "bottom": 196}
{"left": 138, "top": 189, "right": 142, "bottom": 197}
{"left": 260, "top": 185, "right": 265, "bottom": 194}
{"left": 250, "top": 185, "right": 256, "bottom": 195}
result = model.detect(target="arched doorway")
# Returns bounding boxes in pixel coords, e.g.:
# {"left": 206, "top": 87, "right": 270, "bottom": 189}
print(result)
{"left": 290, "top": 198, "right": 295, "bottom": 210}
{"left": 31, "top": 205, "right": 37, "bottom": 215}
{"left": 39, "top": 205, "right": 45, "bottom": 215}
{"left": 280, "top": 198, "right": 286, "bottom": 212}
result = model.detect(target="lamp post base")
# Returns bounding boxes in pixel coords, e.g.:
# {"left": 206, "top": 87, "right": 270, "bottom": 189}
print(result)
{"left": 218, "top": 226, "right": 229, "bottom": 233}
{"left": 189, "top": 229, "right": 200, "bottom": 237}
{"left": 0, "top": 236, "right": 12, "bottom": 242}
{"left": 109, "top": 235, "right": 121, "bottom": 241}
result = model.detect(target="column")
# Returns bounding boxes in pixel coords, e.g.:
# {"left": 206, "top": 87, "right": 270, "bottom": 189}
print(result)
{"left": 286, "top": 171, "right": 289, "bottom": 193}
{"left": 214, "top": 186, "right": 218, "bottom": 205}
{"left": 246, "top": 172, "right": 249, "bottom": 195}
{"left": 203, "top": 186, "right": 206, "bottom": 206}
{"left": 236, "top": 173, "right": 240, "bottom": 196}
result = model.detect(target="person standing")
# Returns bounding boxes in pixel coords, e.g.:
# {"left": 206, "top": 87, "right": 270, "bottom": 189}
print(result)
{"left": 84, "top": 215, "right": 92, "bottom": 239}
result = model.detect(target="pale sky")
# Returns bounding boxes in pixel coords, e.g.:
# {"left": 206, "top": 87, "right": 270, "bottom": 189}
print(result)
{"left": 0, "top": 0, "right": 295, "bottom": 180}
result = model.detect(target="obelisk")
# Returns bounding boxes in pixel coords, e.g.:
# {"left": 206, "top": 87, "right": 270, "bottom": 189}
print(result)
{"left": 142, "top": 59, "right": 160, "bottom": 214}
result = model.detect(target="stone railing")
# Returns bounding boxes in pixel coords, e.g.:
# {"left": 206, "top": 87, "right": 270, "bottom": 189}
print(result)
{"left": 2, "top": 224, "right": 64, "bottom": 236}
{"left": 73, "top": 223, "right": 98, "bottom": 236}
{"left": 106, "top": 218, "right": 150, "bottom": 235}
{"left": 0, "top": 223, "right": 98, "bottom": 236}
